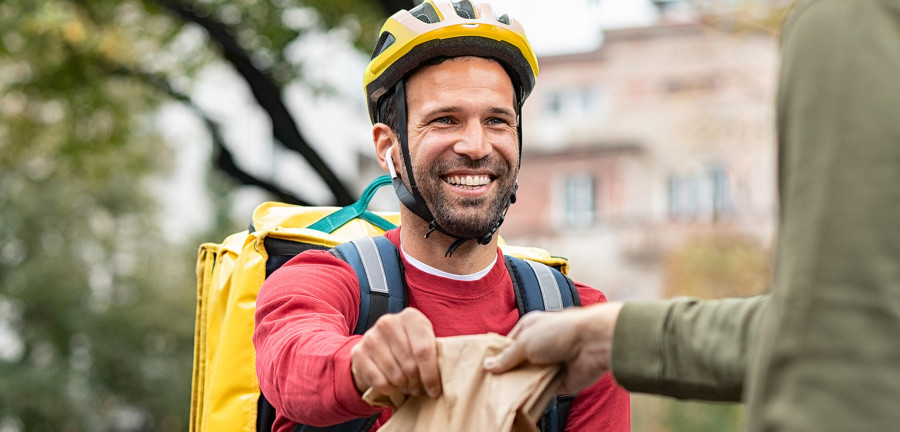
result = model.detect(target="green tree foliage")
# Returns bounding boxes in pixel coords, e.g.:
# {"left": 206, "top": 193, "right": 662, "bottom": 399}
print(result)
{"left": 631, "top": 393, "right": 745, "bottom": 432}
{"left": 0, "top": 0, "right": 398, "bottom": 430}
{"left": 0, "top": 5, "right": 188, "bottom": 430}
{"left": 664, "top": 232, "right": 771, "bottom": 300}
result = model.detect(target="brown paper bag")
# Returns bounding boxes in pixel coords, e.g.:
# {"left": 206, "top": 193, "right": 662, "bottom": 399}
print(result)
{"left": 363, "top": 333, "right": 561, "bottom": 432}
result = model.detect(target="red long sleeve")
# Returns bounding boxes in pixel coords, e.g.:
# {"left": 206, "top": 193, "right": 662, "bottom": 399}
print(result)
{"left": 253, "top": 251, "right": 381, "bottom": 428}
{"left": 254, "top": 229, "right": 629, "bottom": 431}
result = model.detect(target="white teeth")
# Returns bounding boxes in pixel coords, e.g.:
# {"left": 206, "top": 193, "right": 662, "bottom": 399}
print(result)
{"left": 445, "top": 175, "right": 490, "bottom": 187}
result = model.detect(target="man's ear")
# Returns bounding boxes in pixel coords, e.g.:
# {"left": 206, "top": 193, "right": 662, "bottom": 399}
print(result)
{"left": 373, "top": 123, "right": 400, "bottom": 176}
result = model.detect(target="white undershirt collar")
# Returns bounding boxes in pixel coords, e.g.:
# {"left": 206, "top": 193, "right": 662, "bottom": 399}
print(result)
{"left": 400, "top": 246, "right": 497, "bottom": 281}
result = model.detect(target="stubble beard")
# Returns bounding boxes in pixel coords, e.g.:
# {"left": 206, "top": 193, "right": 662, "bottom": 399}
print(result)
{"left": 410, "top": 155, "right": 517, "bottom": 240}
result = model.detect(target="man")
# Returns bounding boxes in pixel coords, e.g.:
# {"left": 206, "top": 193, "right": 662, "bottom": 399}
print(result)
{"left": 253, "top": 1, "right": 630, "bottom": 431}
{"left": 485, "top": 0, "right": 900, "bottom": 430}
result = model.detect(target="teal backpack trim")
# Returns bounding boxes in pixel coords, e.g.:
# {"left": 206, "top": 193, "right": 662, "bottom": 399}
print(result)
{"left": 307, "top": 175, "right": 397, "bottom": 233}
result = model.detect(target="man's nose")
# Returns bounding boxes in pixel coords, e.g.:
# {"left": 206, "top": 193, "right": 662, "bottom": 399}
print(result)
{"left": 452, "top": 121, "right": 491, "bottom": 160}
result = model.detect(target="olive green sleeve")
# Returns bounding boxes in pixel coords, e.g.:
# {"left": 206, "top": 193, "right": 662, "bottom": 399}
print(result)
{"left": 611, "top": 295, "right": 768, "bottom": 401}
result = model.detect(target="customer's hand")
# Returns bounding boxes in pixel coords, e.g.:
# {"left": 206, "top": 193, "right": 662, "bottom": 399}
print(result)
{"left": 484, "top": 303, "right": 623, "bottom": 394}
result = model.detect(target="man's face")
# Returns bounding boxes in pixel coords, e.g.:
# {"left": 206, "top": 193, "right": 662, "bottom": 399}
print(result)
{"left": 402, "top": 56, "right": 519, "bottom": 239}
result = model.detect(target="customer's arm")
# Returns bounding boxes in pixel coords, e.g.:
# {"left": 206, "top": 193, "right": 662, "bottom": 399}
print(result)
{"left": 485, "top": 295, "right": 768, "bottom": 401}
{"left": 612, "top": 295, "right": 767, "bottom": 401}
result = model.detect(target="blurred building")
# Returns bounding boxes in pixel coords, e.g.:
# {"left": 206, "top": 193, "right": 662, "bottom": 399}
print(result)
{"left": 502, "top": 19, "right": 780, "bottom": 301}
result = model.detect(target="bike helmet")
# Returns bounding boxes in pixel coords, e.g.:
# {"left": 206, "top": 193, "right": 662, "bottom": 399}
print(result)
{"left": 364, "top": 0, "right": 539, "bottom": 123}
{"left": 364, "top": 0, "right": 539, "bottom": 256}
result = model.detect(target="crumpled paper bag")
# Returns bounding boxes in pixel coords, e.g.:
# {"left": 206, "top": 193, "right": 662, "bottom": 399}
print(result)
{"left": 363, "top": 333, "right": 561, "bottom": 432}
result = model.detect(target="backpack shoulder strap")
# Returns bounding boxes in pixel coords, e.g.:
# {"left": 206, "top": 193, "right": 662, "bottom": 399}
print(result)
{"left": 504, "top": 255, "right": 581, "bottom": 316}
{"left": 539, "top": 394, "right": 574, "bottom": 432}
{"left": 332, "top": 236, "right": 407, "bottom": 335}
{"left": 504, "top": 255, "right": 581, "bottom": 432}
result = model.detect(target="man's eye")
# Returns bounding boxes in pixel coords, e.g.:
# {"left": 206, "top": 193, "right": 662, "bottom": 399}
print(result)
{"left": 432, "top": 116, "right": 452, "bottom": 124}
{"left": 487, "top": 117, "right": 509, "bottom": 125}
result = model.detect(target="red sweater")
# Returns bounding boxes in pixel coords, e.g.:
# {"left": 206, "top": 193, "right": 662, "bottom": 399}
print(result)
{"left": 254, "top": 229, "right": 630, "bottom": 432}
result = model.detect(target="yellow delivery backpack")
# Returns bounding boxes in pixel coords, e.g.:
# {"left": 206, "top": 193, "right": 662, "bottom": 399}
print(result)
{"left": 190, "top": 175, "right": 577, "bottom": 432}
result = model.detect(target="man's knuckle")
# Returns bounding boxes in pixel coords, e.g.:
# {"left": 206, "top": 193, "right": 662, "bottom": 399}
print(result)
{"left": 371, "top": 376, "right": 391, "bottom": 392}
{"left": 362, "top": 327, "right": 382, "bottom": 342}
{"left": 400, "top": 360, "right": 419, "bottom": 377}
{"left": 412, "top": 344, "right": 432, "bottom": 359}
{"left": 387, "top": 369, "right": 407, "bottom": 387}
{"left": 376, "top": 314, "right": 396, "bottom": 327}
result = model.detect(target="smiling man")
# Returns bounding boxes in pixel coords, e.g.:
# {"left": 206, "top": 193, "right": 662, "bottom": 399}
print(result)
{"left": 376, "top": 56, "right": 519, "bottom": 272}
{"left": 252, "top": 1, "right": 630, "bottom": 431}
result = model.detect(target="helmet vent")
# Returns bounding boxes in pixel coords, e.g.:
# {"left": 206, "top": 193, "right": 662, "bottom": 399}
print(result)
{"left": 496, "top": 13, "right": 510, "bottom": 25}
{"left": 452, "top": 0, "right": 477, "bottom": 19}
{"left": 370, "top": 31, "right": 396, "bottom": 59}
{"left": 410, "top": 2, "right": 441, "bottom": 23}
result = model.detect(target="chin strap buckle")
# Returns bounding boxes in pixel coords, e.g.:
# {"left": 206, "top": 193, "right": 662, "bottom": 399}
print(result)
{"left": 425, "top": 220, "right": 438, "bottom": 239}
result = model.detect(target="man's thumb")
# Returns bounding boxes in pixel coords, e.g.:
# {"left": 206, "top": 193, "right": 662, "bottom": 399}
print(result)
{"left": 483, "top": 345, "right": 522, "bottom": 373}
{"left": 482, "top": 355, "right": 502, "bottom": 372}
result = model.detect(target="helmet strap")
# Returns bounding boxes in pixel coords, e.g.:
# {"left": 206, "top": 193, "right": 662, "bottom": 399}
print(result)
{"left": 392, "top": 79, "right": 439, "bottom": 226}
{"left": 516, "top": 114, "right": 523, "bottom": 169}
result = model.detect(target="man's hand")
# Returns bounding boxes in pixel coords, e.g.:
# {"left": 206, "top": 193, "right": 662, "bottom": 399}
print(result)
{"left": 483, "top": 302, "right": 623, "bottom": 394}
{"left": 350, "top": 307, "right": 442, "bottom": 399}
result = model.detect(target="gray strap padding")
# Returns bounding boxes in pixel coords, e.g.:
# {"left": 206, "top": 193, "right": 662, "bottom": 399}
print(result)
{"left": 350, "top": 237, "right": 389, "bottom": 294}
{"left": 525, "top": 260, "right": 563, "bottom": 311}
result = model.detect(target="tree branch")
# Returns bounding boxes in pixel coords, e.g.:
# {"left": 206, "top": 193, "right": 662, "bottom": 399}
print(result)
{"left": 206, "top": 117, "right": 312, "bottom": 206}
{"left": 106, "top": 63, "right": 310, "bottom": 206}
{"left": 153, "top": 0, "right": 355, "bottom": 205}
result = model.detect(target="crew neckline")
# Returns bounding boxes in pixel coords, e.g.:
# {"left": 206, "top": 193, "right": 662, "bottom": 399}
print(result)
{"left": 400, "top": 246, "right": 497, "bottom": 281}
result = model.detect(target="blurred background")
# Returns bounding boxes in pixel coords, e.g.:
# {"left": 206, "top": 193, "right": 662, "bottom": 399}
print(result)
{"left": 0, "top": 0, "right": 793, "bottom": 430}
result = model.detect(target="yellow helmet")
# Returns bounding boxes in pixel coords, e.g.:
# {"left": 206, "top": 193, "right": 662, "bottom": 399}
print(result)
{"left": 363, "top": 0, "right": 539, "bottom": 123}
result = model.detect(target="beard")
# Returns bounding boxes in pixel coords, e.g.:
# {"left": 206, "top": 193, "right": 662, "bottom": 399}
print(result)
{"left": 408, "top": 154, "right": 518, "bottom": 240}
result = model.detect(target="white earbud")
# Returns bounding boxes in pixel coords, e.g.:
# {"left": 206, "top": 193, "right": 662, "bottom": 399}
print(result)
{"left": 385, "top": 147, "right": 398, "bottom": 179}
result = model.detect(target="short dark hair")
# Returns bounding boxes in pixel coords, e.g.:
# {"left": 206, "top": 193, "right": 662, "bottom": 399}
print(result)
{"left": 375, "top": 85, "right": 401, "bottom": 137}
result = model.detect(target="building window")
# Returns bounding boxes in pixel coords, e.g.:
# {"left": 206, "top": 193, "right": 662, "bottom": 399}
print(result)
{"left": 579, "top": 87, "right": 594, "bottom": 113}
{"left": 563, "top": 174, "right": 596, "bottom": 228}
{"left": 668, "top": 174, "right": 698, "bottom": 220}
{"left": 546, "top": 92, "right": 562, "bottom": 116}
{"left": 668, "top": 166, "right": 734, "bottom": 222}
{"left": 545, "top": 87, "right": 605, "bottom": 119}
{"left": 667, "top": 175, "right": 679, "bottom": 218}
{"left": 710, "top": 167, "right": 734, "bottom": 219}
